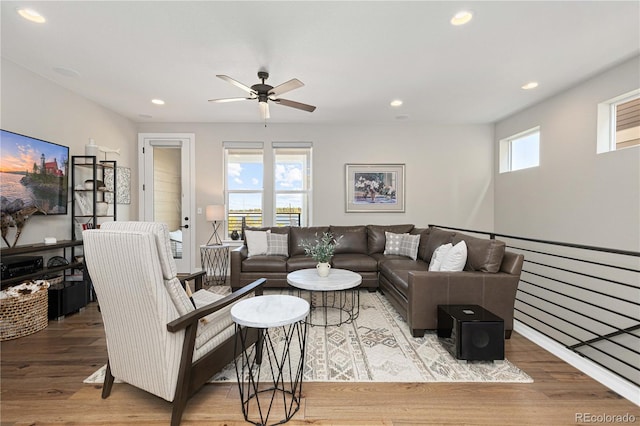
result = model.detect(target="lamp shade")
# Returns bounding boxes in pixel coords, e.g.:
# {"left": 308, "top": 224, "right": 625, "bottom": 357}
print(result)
{"left": 205, "top": 205, "right": 225, "bottom": 222}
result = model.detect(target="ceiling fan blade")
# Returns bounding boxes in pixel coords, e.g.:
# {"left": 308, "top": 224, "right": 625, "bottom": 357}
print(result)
{"left": 259, "top": 101, "right": 270, "bottom": 120}
{"left": 274, "top": 98, "right": 316, "bottom": 112}
{"left": 216, "top": 75, "right": 254, "bottom": 93}
{"left": 269, "top": 78, "right": 304, "bottom": 97}
{"left": 208, "top": 97, "right": 253, "bottom": 103}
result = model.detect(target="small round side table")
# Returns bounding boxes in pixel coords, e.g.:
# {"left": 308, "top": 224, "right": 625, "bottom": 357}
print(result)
{"left": 199, "top": 244, "right": 229, "bottom": 285}
{"left": 231, "top": 295, "right": 309, "bottom": 426}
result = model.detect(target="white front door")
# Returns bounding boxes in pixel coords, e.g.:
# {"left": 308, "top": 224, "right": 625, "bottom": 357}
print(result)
{"left": 138, "top": 133, "right": 195, "bottom": 273}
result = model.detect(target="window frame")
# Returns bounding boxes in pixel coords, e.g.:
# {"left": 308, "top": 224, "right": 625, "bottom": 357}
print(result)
{"left": 499, "top": 126, "right": 541, "bottom": 173}
{"left": 224, "top": 143, "right": 265, "bottom": 235}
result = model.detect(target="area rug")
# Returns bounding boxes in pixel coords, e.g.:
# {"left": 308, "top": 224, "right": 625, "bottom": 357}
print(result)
{"left": 84, "top": 288, "right": 532, "bottom": 384}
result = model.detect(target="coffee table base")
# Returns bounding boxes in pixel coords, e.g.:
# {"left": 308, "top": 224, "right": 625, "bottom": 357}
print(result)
{"left": 295, "top": 289, "right": 360, "bottom": 327}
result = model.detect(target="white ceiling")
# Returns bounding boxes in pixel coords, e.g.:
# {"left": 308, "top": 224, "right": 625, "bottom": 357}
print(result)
{"left": 2, "top": 1, "right": 639, "bottom": 125}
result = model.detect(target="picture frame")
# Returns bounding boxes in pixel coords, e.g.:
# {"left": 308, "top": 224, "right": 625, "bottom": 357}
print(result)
{"left": 345, "top": 163, "right": 405, "bottom": 212}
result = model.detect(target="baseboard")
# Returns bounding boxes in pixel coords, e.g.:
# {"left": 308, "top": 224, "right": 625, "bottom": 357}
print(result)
{"left": 513, "top": 320, "right": 640, "bottom": 406}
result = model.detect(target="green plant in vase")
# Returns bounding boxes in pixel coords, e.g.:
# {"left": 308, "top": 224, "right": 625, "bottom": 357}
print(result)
{"left": 300, "top": 232, "right": 342, "bottom": 276}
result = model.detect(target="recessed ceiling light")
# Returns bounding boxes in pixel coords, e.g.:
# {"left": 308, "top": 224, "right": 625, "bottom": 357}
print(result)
{"left": 521, "top": 82, "right": 539, "bottom": 90}
{"left": 390, "top": 99, "right": 403, "bottom": 107}
{"left": 17, "top": 8, "right": 46, "bottom": 23}
{"left": 451, "top": 11, "right": 473, "bottom": 26}
{"left": 151, "top": 99, "right": 165, "bottom": 105}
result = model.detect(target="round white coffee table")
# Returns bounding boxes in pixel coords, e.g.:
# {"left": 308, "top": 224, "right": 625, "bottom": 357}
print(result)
{"left": 287, "top": 268, "right": 362, "bottom": 327}
{"left": 231, "top": 295, "right": 309, "bottom": 426}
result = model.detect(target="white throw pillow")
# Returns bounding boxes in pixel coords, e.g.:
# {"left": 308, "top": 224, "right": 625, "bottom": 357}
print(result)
{"left": 439, "top": 240, "right": 467, "bottom": 272}
{"left": 245, "top": 229, "right": 270, "bottom": 257}
{"left": 428, "top": 243, "right": 452, "bottom": 271}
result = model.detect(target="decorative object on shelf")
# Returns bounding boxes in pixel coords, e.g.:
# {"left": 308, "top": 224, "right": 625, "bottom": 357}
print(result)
{"left": 83, "top": 179, "right": 106, "bottom": 190}
{"left": 345, "top": 163, "right": 405, "bottom": 213}
{"left": 205, "top": 204, "right": 225, "bottom": 245}
{"left": 95, "top": 201, "right": 108, "bottom": 216}
{"left": 104, "top": 166, "right": 131, "bottom": 204}
{"left": 0, "top": 205, "right": 40, "bottom": 248}
{"left": 300, "top": 232, "right": 342, "bottom": 276}
{"left": 230, "top": 229, "right": 240, "bottom": 240}
{"left": 85, "top": 138, "right": 121, "bottom": 159}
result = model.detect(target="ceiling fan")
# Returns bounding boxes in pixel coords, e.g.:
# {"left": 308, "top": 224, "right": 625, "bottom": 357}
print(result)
{"left": 208, "top": 71, "right": 316, "bottom": 120}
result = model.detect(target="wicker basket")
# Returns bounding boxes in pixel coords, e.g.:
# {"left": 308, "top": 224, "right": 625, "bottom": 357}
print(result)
{"left": 0, "top": 288, "right": 49, "bottom": 341}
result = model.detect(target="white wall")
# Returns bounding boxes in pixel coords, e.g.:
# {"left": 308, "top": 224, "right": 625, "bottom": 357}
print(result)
{"left": 494, "top": 56, "right": 640, "bottom": 251}
{"left": 1, "top": 59, "right": 137, "bottom": 247}
{"left": 137, "top": 121, "right": 496, "bottom": 257}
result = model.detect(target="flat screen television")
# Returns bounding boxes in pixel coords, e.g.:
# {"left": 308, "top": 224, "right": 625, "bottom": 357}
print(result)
{"left": 0, "top": 129, "right": 69, "bottom": 215}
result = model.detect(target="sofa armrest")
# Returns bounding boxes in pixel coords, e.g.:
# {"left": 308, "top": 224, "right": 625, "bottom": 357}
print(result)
{"left": 230, "top": 245, "right": 248, "bottom": 288}
{"left": 407, "top": 270, "right": 520, "bottom": 334}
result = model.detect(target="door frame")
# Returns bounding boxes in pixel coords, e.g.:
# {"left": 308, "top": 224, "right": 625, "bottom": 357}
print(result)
{"left": 138, "top": 133, "right": 196, "bottom": 272}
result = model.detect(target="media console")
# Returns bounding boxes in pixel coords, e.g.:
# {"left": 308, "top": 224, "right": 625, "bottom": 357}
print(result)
{"left": 1, "top": 240, "right": 88, "bottom": 319}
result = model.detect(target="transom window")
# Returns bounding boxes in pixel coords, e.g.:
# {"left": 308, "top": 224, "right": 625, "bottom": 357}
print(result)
{"left": 499, "top": 127, "right": 540, "bottom": 173}
{"left": 597, "top": 90, "right": 640, "bottom": 153}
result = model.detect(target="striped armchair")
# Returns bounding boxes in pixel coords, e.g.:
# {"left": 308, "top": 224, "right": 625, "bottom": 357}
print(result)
{"left": 83, "top": 221, "right": 265, "bottom": 426}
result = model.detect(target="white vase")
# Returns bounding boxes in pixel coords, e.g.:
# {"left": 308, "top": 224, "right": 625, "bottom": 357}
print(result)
{"left": 316, "top": 262, "right": 331, "bottom": 277}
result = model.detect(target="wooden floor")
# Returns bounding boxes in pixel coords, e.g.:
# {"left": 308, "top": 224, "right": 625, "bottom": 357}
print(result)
{"left": 1, "top": 302, "right": 638, "bottom": 426}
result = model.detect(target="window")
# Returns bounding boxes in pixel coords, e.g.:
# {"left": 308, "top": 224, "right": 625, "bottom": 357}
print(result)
{"left": 273, "top": 143, "right": 312, "bottom": 227}
{"left": 597, "top": 90, "right": 640, "bottom": 153}
{"left": 224, "top": 143, "right": 264, "bottom": 235}
{"left": 224, "top": 142, "right": 313, "bottom": 237}
{"left": 499, "top": 127, "right": 540, "bottom": 173}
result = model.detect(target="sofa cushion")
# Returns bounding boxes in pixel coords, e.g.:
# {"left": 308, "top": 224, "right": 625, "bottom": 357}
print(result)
{"left": 411, "top": 227, "right": 431, "bottom": 261}
{"left": 453, "top": 233, "right": 506, "bottom": 273}
{"left": 330, "top": 225, "right": 368, "bottom": 254}
{"left": 242, "top": 255, "right": 287, "bottom": 272}
{"left": 287, "top": 255, "right": 319, "bottom": 272}
{"left": 422, "top": 227, "right": 456, "bottom": 262}
{"left": 331, "top": 253, "right": 378, "bottom": 272}
{"left": 383, "top": 232, "right": 420, "bottom": 260}
{"left": 266, "top": 232, "right": 289, "bottom": 256}
{"left": 367, "top": 224, "right": 414, "bottom": 254}
{"left": 289, "top": 226, "right": 330, "bottom": 256}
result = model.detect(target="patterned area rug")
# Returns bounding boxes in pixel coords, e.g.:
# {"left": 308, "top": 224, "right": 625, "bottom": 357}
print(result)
{"left": 84, "top": 288, "right": 532, "bottom": 384}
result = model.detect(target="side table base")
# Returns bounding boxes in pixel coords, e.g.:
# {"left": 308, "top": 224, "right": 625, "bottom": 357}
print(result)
{"left": 234, "top": 321, "right": 308, "bottom": 426}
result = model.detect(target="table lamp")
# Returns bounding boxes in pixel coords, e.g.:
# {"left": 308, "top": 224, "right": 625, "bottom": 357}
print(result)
{"left": 205, "top": 204, "right": 225, "bottom": 245}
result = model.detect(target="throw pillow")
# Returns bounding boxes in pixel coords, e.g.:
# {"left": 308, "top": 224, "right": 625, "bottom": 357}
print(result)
{"left": 383, "top": 232, "right": 420, "bottom": 260}
{"left": 439, "top": 240, "right": 467, "bottom": 272}
{"left": 428, "top": 243, "right": 452, "bottom": 271}
{"left": 266, "top": 232, "right": 289, "bottom": 256}
{"left": 245, "top": 229, "right": 270, "bottom": 257}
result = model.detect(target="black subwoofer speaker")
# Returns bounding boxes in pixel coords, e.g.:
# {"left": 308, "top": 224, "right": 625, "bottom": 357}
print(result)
{"left": 437, "top": 304, "right": 505, "bottom": 361}
{"left": 459, "top": 320, "right": 504, "bottom": 361}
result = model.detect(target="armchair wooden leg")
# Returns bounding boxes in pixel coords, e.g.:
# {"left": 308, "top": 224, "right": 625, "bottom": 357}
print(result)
{"left": 255, "top": 329, "right": 264, "bottom": 364}
{"left": 101, "top": 361, "right": 115, "bottom": 399}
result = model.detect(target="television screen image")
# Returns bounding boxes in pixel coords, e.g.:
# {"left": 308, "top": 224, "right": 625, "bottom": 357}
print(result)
{"left": 0, "top": 129, "right": 69, "bottom": 215}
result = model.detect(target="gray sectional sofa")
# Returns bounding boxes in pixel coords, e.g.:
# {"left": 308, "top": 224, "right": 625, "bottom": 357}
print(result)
{"left": 230, "top": 225, "right": 524, "bottom": 338}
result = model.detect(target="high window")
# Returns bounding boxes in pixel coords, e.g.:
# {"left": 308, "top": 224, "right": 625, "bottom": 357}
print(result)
{"left": 597, "top": 90, "right": 640, "bottom": 153}
{"left": 224, "top": 142, "right": 312, "bottom": 237}
{"left": 499, "top": 127, "right": 540, "bottom": 173}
